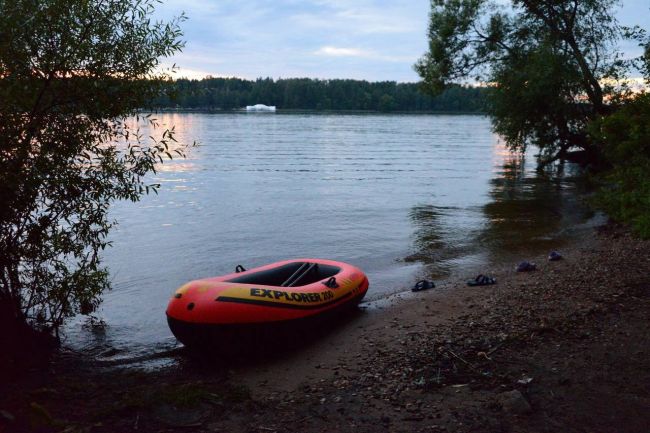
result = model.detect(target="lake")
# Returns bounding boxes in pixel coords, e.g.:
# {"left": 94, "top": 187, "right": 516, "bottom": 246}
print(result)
{"left": 64, "top": 113, "right": 595, "bottom": 357}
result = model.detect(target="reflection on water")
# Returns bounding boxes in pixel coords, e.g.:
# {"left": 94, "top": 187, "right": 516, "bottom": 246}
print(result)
{"left": 406, "top": 205, "right": 482, "bottom": 272}
{"left": 407, "top": 144, "right": 595, "bottom": 280}
{"left": 479, "top": 154, "right": 594, "bottom": 254}
{"left": 63, "top": 113, "right": 597, "bottom": 362}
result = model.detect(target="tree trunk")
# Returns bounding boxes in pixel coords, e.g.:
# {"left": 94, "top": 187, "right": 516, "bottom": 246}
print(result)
{"left": 0, "top": 294, "right": 57, "bottom": 375}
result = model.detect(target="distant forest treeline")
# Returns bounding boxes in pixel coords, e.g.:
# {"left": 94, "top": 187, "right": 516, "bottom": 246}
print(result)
{"left": 153, "top": 77, "right": 488, "bottom": 112}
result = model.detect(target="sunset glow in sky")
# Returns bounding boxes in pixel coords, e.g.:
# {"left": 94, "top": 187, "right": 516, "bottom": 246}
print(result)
{"left": 156, "top": 0, "right": 650, "bottom": 82}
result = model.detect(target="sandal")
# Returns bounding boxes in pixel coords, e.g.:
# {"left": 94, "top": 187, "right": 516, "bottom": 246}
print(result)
{"left": 412, "top": 279, "right": 435, "bottom": 292}
{"left": 467, "top": 274, "right": 496, "bottom": 286}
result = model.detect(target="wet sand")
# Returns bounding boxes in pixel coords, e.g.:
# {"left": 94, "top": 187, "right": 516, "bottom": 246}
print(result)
{"left": 2, "top": 223, "right": 649, "bottom": 433}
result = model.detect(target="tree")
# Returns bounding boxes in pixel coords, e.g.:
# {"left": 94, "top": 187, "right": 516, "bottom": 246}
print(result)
{"left": 0, "top": 0, "right": 187, "bottom": 349}
{"left": 415, "top": 0, "right": 630, "bottom": 167}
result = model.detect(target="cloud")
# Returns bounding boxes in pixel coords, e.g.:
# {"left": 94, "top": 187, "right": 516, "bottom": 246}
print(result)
{"left": 314, "top": 46, "right": 416, "bottom": 64}
{"left": 314, "top": 46, "right": 368, "bottom": 57}
{"left": 153, "top": 0, "right": 433, "bottom": 81}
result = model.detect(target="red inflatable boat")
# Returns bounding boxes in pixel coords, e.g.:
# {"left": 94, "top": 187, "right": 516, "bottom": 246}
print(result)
{"left": 166, "top": 258, "right": 369, "bottom": 349}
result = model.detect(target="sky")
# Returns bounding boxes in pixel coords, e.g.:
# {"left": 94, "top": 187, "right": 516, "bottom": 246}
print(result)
{"left": 155, "top": 0, "right": 650, "bottom": 83}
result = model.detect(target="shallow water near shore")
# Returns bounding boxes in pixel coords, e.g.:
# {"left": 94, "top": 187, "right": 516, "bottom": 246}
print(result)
{"left": 63, "top": 112, "right": 598, "bottom": 362}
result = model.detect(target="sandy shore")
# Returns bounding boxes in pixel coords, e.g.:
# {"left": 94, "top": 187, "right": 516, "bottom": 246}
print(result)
{"left": 1, "top": 223, "right": 649, "bottom": 433}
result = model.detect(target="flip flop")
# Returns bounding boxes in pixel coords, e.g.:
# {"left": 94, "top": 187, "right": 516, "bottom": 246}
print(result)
{"left": 516, "top": 261, "right": 536, "bottom": 272}
{"left": 412, "top": 279, "right": 435, "bottom": 292}
{"left": 467, "top": 274, "right": 496, "bottom": 286}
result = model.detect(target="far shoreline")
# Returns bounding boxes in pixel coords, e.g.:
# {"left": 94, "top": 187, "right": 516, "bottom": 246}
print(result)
{"left": 145, "top": 107, "right": 488, "bottom": 116}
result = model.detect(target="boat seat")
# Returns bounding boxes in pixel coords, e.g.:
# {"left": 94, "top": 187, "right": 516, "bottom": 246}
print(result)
{"left": 281, "top": 262, "right": 319, "bottom": 287}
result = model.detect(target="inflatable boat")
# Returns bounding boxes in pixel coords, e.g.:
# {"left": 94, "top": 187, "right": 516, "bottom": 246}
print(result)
{"left": 166, "top": 259, "right": 369, "bottom": 350}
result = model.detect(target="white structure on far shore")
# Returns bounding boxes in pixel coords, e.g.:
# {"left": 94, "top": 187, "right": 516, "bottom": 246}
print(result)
{"left": 245, "top": 104, "right": 276, "bottom": 112}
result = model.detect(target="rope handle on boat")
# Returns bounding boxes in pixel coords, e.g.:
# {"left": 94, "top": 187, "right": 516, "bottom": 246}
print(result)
{"left": 235, "top": 264, "right": 246, "bottom": 273}
{"left": 323, "top": 276, "right": 339, "bottom": 289}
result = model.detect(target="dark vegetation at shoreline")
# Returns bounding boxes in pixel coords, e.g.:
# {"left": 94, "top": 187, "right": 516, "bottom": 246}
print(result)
{"left": 590, "top": 93, "right": 650, "bottom": 237}
{"left": 152, "top": 77, "right": 487, "bottom": 113}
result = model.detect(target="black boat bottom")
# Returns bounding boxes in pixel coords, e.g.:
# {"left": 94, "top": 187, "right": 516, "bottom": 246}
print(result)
{"left": 167, "top": 293, "right": 367, "bottom": 356}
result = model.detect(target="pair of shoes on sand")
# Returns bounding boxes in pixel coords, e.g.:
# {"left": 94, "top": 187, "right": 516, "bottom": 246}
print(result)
{"left": 463, "top": 251, "right": 563, "bottom": 285}
{"left": 412, "top": 274, "right": 496, "bottom": 292}
{"left": 517, "top": 251, "right": 563, "bottom": 272}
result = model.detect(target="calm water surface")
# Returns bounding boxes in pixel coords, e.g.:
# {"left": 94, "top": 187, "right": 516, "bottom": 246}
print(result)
{"left": 65, "top": 113, "right": 594, "bottom": 358}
